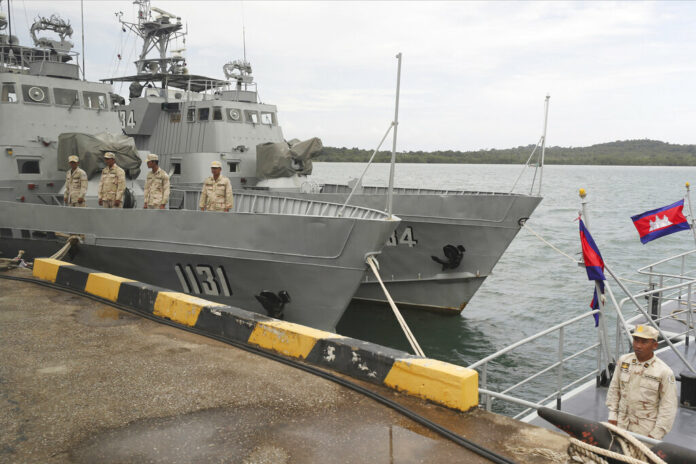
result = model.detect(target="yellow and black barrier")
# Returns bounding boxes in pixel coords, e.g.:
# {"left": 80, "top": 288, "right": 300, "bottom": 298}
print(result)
{"left": 33, "top": 258, "right": 479, "bottom": 412}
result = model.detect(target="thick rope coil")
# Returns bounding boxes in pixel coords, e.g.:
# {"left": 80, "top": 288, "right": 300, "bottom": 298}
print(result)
{"left": 567, "top": 422, "right": 666, "bottom": 464}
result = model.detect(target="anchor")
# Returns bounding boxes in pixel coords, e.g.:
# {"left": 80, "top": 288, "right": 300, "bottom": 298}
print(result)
{"left": 431, "top": 244, "right": 465, "bottom": 271}
{"left": 255, "top": 290, "right": 291, "bottom": 319}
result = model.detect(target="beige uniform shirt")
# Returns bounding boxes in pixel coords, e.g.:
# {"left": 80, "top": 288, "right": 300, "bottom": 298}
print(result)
{"left": 144, "top": 168, "right": 170, "bottom": 208}
{"left": 606, "top": 352, "right": 677, "bottom": 439}
{"left": 199, "top": 175, "right": 233, "bottom": 211}
{"left": 98, "top": 164, "right": 126, "bottom": 202}
{"left": 64, "top": 167, "right": 88, "bottom": 206}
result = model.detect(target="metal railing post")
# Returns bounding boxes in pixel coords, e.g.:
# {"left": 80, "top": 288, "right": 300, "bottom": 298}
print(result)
{"left": 557, "top": 327, "right": 564, "bottom": 410}
{"left": 688, "top": 283, "right": 693, "bottom": 346}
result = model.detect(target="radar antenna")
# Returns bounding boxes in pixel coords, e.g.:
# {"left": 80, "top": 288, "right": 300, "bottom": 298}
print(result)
{"left": 30, "top": 14, "right": 74, "bottom": 52}
{"left": 117, "top": 0, "right": 186, "bottom": 76}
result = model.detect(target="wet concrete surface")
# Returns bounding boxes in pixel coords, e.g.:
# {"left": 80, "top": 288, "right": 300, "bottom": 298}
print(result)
{"left": 0, "top": 269, "right": 570, "bottom": 463}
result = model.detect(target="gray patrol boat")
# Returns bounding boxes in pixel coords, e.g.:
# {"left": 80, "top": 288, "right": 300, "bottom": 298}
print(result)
{"left": 101, "top": 0, "right": 543, "bottom": 314}
{"left": 0, "top": 4, "right": 400, "bottom": 331}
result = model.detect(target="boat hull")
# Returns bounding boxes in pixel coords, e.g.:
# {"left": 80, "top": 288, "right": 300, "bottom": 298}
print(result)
{"left": 257, "top": 190, "right": 542, "bottom": 312}
{"left": 0, "top": 201, "right": 398, "bottom": 331}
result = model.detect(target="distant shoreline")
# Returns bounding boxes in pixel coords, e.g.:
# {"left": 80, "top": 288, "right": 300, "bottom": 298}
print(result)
{"left": 316, "top": 139, "right": 696, "bottom": 166}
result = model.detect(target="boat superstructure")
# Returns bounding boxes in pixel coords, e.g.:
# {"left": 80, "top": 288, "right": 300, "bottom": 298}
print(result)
{"left": 102, "top": 0, "right": 543, "bottom": 314}
{"left": 0, "top": 6, "right": 123, "bottom": 204}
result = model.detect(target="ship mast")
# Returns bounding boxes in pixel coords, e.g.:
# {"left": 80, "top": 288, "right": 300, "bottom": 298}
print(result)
{"left": 118, "top": 0, "right": 186, "bottom": 77}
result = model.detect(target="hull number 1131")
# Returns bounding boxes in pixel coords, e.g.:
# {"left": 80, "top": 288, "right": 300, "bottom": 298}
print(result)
{"left": 174, "top": 264, "right": 232, "bottom": 297}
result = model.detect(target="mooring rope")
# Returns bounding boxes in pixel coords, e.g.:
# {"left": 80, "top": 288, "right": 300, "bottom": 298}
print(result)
{"left": 365, "top": 255, "right": 425, "bottom": 357}
{"left": 49, "top": 235, "right": 80, "bottom": 260}
{"left": 566, "top": 422, "right": 666, "bottom": 464}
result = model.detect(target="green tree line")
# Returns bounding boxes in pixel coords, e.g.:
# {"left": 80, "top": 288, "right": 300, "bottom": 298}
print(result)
{"left": 316, "top": 140, "right": 696, "bottom": 166}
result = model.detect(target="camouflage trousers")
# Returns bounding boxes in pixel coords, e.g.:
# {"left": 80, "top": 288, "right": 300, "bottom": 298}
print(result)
{"left": 101, "top": 200, "right": 123, "bottom": 209}
{"left": 66, "top": 202, "right": 86, "bottom": 208}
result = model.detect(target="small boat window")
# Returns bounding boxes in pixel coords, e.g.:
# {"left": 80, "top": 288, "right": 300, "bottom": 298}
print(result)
{"left": 22, "top": 85, "right": 50, "bottom": 104}
{"left": 17, "top": 159, "right": 40, "bottom": 174}
{"left": 171, "top": 161, "right": 181, "bottom": 175}
{"left": 228, "top": 161, "right": 239, "bottom": 172}
{"left": 198, "top": 107, "right": 209, "bottom": 121}
{"left": 54, "top": 88, "right": 79, "bottom": 106}
{"left": 245, "top": 110, "right": 259, "bottom": 124}
{"left": 1, "top": 83, "right": 18, "bottom": 103}
{"left": 83, "top": 91, "right": 107, "bottom": 110}
{"left": 226, "top": 108, "right": 241, "bottom": 123}
{"left": 186, "top": 107, "right": 196, "bottom": 122}
{"left": 213, "top": 106, "right": 223, "bottom": 121}
{"left": 260, "top": 112, "right": 275, "bottom": 125}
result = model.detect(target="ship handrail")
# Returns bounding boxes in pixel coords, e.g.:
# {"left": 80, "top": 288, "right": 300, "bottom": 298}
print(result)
{"left": 320, "top": 183, "right": 538, "bottom": 197}
{"left": 169, "top": 189, "right": 392, "bottom": 220}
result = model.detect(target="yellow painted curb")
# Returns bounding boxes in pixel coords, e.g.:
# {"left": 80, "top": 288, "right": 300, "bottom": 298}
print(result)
{"left": 153, "top": 292, "right": 225, "bottom": 327}
{"left": 384, "top": 358, "right": 479, "bottom": 412}
{"left": 85, "top": 273, "right": 136, "bottom": 302}
{"left": 248, "top": 320, "right": 337, "bottom": 359}
{"left": 33, "top": 258, "right": 73, "bottom": 283}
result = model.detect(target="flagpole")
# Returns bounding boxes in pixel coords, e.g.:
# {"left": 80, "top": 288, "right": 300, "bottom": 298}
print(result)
{"left": 579, "top": 188, "right": 614, "bottom": 375}
{"left": 685, "top": 182, "right": 696, "bottom": 248}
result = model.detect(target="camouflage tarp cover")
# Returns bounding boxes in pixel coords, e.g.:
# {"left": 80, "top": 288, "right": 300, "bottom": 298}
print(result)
{"left": 256, "top": 137, "right": 323, "bottom": 179}
{"left": 57, "top": 132, "right": 141, "bottom": 179}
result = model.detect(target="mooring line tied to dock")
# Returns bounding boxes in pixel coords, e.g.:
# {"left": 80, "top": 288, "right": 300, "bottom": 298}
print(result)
{"left": 365, "top": 254, "right": 425, "bottom": 357}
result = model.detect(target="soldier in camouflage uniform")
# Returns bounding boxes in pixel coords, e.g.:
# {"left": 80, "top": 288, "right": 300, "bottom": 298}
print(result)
{"left": 98, "top": 152, "right": 126, "bottom": 208}
{"left": 63, "top": 155, "right": 88, "bottom": 207}
{"left": 143, "top": 153, "right": 170, "bottom": 209}
{"left": 199, "top": 160, "right": 233, "bottom": 212}
{"left": 606, "top": 325, "right": 677, "bottom": 439}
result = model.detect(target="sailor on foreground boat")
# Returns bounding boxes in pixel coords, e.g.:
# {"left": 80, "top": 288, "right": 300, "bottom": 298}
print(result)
{"left": 63, "top": 156, "right": 87, "bottom": 207}
{"left": 98, "top": 152, "right": 126, "bottom": 208}
{"left": 199, "top": 161, "right": 233, "bottom": 212}
{"left": 143, "top": 154, "right": 170, "bottom": 210}
{"left": 606, "top": 324, "right": 678, "bottom": 440}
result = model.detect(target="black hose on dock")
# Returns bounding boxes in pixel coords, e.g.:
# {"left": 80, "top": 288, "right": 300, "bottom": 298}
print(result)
{"left": 0, "top": 273, "right": 519, "bottom": 464}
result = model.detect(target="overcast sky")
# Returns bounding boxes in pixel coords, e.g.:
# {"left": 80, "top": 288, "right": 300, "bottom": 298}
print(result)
{"left": 4, "top": 1, "right": 696, "bottom": 151}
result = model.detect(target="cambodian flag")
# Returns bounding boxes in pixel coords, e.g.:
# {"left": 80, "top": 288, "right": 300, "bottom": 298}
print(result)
{"left": 579, "top": 219, "right": 606, "bottom": 281}
{"left": 631, "top": 200, "right": 690, "bottom": 244}
{"left": 580, "top": 219, "right": 605, "bottom": 326}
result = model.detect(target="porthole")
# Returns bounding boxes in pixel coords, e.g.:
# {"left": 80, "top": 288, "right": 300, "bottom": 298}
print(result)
{"left": 28, "top": 86, "right": 45, "bottom": 102}
{"left": 227, "top": 109, "right": 240, "bottom": 121}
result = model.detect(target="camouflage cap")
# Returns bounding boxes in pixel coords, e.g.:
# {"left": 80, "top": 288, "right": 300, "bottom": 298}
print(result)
{"left": 104, "top": 152, "right": 115, "bottom": 159}
{"left": 211, "top": 161, "right": 222, "bottom": 168}
{"left": 147, "top": 153, "right": 159, "bottom": 161}
{"left": 68, "top": 155, "right": 79, "bottom": 163}
{"left": 632, "top": 325, "right": 659, "bottom": 340}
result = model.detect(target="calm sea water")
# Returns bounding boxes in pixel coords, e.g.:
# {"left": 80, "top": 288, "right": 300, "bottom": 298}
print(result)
{"left": 313, "top": 162, "right": 696, "bottom": 413}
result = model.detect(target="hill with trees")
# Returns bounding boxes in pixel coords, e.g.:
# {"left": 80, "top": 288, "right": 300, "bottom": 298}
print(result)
{"left": 316, "top": 140, "right": 696, "bottom": 165}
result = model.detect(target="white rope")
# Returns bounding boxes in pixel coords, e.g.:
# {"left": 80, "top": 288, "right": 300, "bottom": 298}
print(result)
{"left": 566, "top": 422, "right": 667, "bottom": 464}
{"left": 365, "top": 256, "right": 425, "bottom": 357}
{"left": 522, "top": 222, "right": 579, "bottom": 264}
{"left": 49, "top": 235, "right": 80, "bottom": 260}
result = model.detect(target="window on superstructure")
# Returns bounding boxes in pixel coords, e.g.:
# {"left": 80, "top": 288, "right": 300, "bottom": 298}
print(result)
{"left": 17, "top": 159, "right": 40, "bottom": 174}
{"left": 213, "top": 107, "right": 223, "bottom": 121}
{"left": 260, "top": 112, "right": 275, "bottom": 125}
{"left": 171, "top": 162, "right": 181, "bottom": 175}
{"left": 227, "top": 108, "right": 242, "bottom": 123}
{"left": 228, "top": 162, "right": 239, "bottom": 173}
{"left": 83, "top": 91, "right": 107, "bottom": 110}
{"left": 1, "top": 83, "right": 18, "bottom": 103}
{"left": 54, "top": 88, "right": 79, "bottom": 107}
{"left": 198, "top": 108, "right": 210, "bottom": 121}
{"left": 186, "top": 107, "right": 196, "bottom": 122}
{"left": 245, "top": 110, "right": 259, "bottom": 124}
{"left": 22, "top": 85, "right": 50, "bottom": 104}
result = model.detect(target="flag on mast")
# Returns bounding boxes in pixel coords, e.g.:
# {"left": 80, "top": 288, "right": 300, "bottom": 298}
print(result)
{"left": 631, "top": 199, "right": 690, "bottom": 244}
{"left": 580, "top": 219, "right": 605, "bottom": 326}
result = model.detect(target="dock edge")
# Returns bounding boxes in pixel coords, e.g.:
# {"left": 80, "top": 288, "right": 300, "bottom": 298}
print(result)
{"left": 32, "top": 258, "right": 479, "bottom": 412}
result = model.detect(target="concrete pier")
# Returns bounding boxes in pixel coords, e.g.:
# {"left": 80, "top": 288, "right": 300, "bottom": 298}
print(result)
{"left": 0, "top": 269, "right": 569, "bottom": 463}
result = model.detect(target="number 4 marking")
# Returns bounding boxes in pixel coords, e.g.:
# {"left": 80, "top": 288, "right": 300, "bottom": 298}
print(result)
{"left": 399, "top": 226, "right": 417, "bottom": 247}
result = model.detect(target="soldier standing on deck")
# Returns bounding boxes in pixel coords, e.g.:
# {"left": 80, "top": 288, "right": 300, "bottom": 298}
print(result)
{"left": 64, "top": 155, "right": 87, "bottom": 207}
{"left": 143, "top": 154, "right": 170, "bottom": 209}
{"left": 606, "top": 325, "right": 677, "bottom": 439}
{"left": 98, "top": 152, "right": 126, "bottom": 208}
{"left": 199, "top": 161, "right": 233, "bottom": 212}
